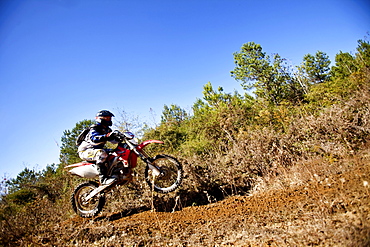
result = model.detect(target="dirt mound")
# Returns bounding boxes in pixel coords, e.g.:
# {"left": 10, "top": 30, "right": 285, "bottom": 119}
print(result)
{"left": 61, "top": 151, "right": 370, "bottom": 246}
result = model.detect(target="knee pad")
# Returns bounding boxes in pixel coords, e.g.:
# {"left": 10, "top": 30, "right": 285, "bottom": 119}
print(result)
{"left": 96, "top": 150, "right": 108, "bottom": 163}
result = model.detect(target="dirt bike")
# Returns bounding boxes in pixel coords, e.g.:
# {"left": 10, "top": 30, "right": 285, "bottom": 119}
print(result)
{"left": 66, "top": 131, "right": 183, "bottom": 218}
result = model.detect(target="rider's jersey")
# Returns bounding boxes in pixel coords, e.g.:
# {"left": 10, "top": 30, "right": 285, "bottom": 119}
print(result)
{"left": 78, "top": 123, "right": 112, "bottom": 152}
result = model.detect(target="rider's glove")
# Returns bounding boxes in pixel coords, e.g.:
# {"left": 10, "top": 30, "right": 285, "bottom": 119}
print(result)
{"left": 106, "top": 131, "right": 116, "bottom": 141}
{"left": 106, "top": 130, "right": 121, "bottom": 141}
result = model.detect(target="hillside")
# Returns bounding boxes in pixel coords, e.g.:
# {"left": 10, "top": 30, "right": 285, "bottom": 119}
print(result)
{"left": 53, "top": 145, "right": 369, "bottom": 246}
{"left": 1, "top": 38, "right": 369, "bottom": 246}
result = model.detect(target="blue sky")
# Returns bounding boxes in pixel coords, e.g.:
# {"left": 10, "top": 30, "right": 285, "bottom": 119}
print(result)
{"left": 0, "top": 0, "right": 369, "bottom": 179}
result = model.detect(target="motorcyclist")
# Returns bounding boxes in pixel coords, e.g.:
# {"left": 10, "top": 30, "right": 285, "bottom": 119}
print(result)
{"left": 78, "top": 110, "right": 119, "bottom": 185}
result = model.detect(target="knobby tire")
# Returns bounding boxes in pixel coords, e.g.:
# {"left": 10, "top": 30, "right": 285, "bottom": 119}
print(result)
{"left": 71, "top": 181, "right": 106, "bottom": 218}
{"left": 145, "top": 154, "right": 183, "bottom": 193}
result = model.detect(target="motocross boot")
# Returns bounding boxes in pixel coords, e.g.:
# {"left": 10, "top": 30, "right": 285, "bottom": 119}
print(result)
{"left": 97, "top": 162, "right": 116, "bottom": 186}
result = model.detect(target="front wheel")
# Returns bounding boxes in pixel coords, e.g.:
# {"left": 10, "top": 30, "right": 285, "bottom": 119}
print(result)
{"left": 145, "top": 154, "right": 183, "bottom": 193}
{"left": 71, "top": 181, "right": 105, "bottom": 218}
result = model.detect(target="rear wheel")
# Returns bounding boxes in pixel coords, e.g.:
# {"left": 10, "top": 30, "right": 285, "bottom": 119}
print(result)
{"left": 145, "top": 154, "right": 183, "bottom": 193}
{"left": 71, "top": 181, "right": 105, "bottom": 218}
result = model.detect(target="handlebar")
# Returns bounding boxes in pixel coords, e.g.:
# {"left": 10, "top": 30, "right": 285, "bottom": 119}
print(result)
{"left": 114, "top": 130, "right": 135, "bottom": 142}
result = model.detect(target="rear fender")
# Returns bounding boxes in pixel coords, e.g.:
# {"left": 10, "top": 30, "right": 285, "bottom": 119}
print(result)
{"left": 136, "top": 140, "right": 164, "bottom": 151}
{"left": 66, "top": 162, "right": 98, "bottom": 178}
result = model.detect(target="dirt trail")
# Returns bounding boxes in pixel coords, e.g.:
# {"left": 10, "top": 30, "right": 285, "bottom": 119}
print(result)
{"left": 64, "top": 153, "right": 370, "bottom": 246}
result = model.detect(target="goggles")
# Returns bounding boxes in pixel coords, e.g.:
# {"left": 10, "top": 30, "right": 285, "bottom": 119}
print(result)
{"left": 96, "top": 116, "right": 112, "bottom": 121}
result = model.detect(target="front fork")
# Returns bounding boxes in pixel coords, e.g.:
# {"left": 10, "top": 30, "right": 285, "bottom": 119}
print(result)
{"left": 127, "top": 142, "right": 162, "bottom": 177}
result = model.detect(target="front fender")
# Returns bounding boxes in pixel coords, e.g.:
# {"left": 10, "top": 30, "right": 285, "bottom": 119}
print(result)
{"left": 137, "top": 140, "right": 164, "bottom": 151}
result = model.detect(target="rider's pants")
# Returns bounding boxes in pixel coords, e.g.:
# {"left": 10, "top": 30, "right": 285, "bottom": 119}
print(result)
{"left": 78, "top": 149, "right": 108, "bottom": 177}
{"left": 78, "top": 148, "right": 108, "bottom": 163}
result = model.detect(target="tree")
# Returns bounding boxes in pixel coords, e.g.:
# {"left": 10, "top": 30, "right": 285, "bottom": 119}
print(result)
{"left": 301, "top": 51, "right": 331, "bottom": 84}
{"left": 59, "top": 119, "right": 95, "bottom": 165}
{"left": 3, "top": 168, "right": 40, "bottom": 204}
{"left": 200, "top": 81, "right": 248, "bottom": 108}
{"left": 161, "top": 104, "right": 188, "bottom": 125}
{"left": 356, "top": 38, "right": 370, "bottom": 69}
{"left": 331, "top": 51, "right": 356, "bottom": 79}
{"left": 306, "top": 38, "right": 370, "bottom": 105}
{"left": 231, "top": 42, "right": 304, "bottom": 105}
{"left": 331, "top": 39, "right": 370, "bottom": 79}
{"left": 5, "top": 168, "right": 40, "bottom": 194}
